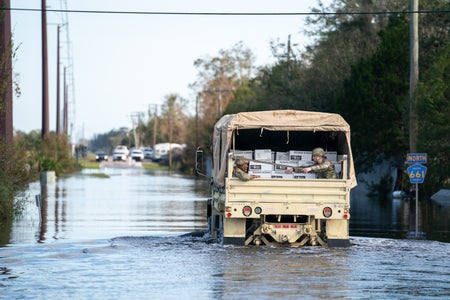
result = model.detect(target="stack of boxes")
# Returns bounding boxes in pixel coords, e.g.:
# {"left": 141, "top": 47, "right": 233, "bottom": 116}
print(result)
{"left": 250, "top": 149, "right": 273, "bottom": 179}
{"left": 233, "top": 149, "right": 339, "bottom": 179}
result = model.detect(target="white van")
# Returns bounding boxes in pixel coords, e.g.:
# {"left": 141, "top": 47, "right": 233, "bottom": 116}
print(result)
{"left": 152, "top": 143, "right": 183, "bottom": 161}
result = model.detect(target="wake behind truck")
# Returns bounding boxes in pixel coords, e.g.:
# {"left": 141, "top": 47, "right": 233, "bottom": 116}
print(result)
{"left": 197, "top": 110, "right": 357, "bottom": 247}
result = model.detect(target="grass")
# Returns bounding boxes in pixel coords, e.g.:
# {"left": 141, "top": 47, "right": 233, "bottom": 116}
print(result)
{"left": 142, "top": 162, "right": 169, "bottom": 171}
{"left": 86, "top": 173, "right": 110, "bottom": 178}
{"left": 79, "top": 160, "right": 100, "bottom": 169}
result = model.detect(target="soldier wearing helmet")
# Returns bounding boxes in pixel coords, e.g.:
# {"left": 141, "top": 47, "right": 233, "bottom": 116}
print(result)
{"left": 287, "top": 147, "right": 336, "bottom": 179}
{"left": 233, "top": 156, "right": 260, "bottom": 181}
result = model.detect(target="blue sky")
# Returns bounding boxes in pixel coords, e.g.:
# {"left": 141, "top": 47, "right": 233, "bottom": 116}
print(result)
{"left": 11, "top": 0, "right": 324, "bottom": 141}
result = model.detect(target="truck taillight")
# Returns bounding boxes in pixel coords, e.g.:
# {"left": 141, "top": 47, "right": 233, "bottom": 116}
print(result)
{"left": 323, "top": 207, "right": 332, "bottom": 218}
{"left": 343, "top": 208, "right": 349, "bottom": 219}
{"left": 242, "top": 206, "right": 252, "bottom": 217}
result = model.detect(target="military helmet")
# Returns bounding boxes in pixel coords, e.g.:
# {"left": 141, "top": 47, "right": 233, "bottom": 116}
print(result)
{"left": 235, "top": 156, "right": 248, "bottom": 166}
{"left": 312, "top": 147, "right": 325, "bottom": 157}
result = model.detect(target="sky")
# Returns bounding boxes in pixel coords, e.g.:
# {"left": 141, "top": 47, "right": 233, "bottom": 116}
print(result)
{"left": 10, "top": 0, "right": 325, "bottom": 141}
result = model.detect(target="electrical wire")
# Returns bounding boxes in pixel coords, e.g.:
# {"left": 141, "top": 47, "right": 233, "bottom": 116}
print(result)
{"left": 3, "top": 7, "right": 450, "bottom": 16}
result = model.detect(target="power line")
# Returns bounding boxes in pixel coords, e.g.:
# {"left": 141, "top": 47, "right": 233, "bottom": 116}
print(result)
{"left": 3, "top": 7, "right": 450, "bottom": 16}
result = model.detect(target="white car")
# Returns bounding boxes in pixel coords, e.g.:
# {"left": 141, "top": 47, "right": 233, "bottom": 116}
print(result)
{"left": 113, "top": 145, "right": 129, "bottom": 161}
{"left": 113, "top": 149, "right": 127, "bottom": 161}
{"left": 142, "top": 147, "right": 153, "bottom": 160}
{"left": 131, "top": 149, "right": 144, "bottom": 161}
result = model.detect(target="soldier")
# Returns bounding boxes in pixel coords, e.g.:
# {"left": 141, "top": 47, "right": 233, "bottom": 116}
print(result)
{"left": 233, "top": 157, "right": 260, "bottom": 181}
{"left": 286, "top": 147, "right": 336, "bottom": 179}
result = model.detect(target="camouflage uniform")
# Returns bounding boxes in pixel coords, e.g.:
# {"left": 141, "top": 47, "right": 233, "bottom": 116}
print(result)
{"left": 295, "top": 147, "right": 337, "bottom": 179}
{"left": 306, "top": 159, "right": 336, "bottom": 179}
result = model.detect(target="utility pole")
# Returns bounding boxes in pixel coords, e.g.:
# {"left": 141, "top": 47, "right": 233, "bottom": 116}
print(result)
{"left": 63, "top": 67, "right": 68, "bottom": 134}
{"left": 0, "top": 0, "right": 13, "bottom": 145}
{"left": 130, "top": 113, "right": 140, "bottom": 148}
{"left": 153, "top": 105, "right": 157, "bottom": 147}
{"left": 56, "top": 25, "right": 61, "bottom": 135}
{"left": 41, "top": 0, "right": 49, "bottom": 138}
{"left": 409, "top": 0, "right": 419, "bottom": 153}
{"left": 195, "top": 95, "right": 199, "bottom": 148}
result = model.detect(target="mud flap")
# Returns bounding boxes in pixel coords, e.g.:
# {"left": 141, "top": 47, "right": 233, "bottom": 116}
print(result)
{"left": 327, "top": 238, "right": 350, "bottom": 247}
{"left": 326, "top": 219, "right": 349, "bottom": 247}
{"left": 223, "top": 237, "right": 246, "bottom": 245}
{"left": 223, "top": 218, "right": 246, "bottom": 245}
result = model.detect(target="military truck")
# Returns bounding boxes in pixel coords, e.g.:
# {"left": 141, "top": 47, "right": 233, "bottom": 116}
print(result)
{"left": 197, "top": 110, "right": 357, "bottom": 247}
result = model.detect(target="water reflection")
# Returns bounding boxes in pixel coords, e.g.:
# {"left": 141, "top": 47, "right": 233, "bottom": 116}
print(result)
{"left": 210, "top": 246, "right": 353, "bottom": 298}
{"left": 8, "top": 168, "right": 210, "bottom": 245}
{"left": 1, "top": 169, "right": 449, "bottom": 299}
{"left": 38, "top": 186, "right": 47, "bottom": 243}
{"left": 3, "top": 168, "right": 450, "bottom": 246}
{"left": 350, "top": 189, "right": 450, "bottom": 242}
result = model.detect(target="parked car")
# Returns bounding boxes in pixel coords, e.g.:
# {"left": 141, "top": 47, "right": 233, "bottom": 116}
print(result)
{"left": 142, "top": 147, "right": 153, "bottom": 159}
{"left": 152, "top": 143, "right": 184, "bottom": 162}
{"left": 95, "top": 152, "right": 108, "bottom": 162}
{"left": 131, "top": 149, "right": 144, "bottom": 161}
{"left": 113, "top": 145, "right": 129, "bottom": 161}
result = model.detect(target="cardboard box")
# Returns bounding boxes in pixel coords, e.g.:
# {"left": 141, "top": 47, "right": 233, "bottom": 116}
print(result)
{"left": 325, "top": 151, "right": 338, "bottom": 162}
{"left": 274, "top": 160, "right": 299, "bottom": 171}
{"left": 275, "top": 151, "right": 289, "bottom": 160}
{"left": 249, "top": 161, "right": 273, "bottom": 172}
{"left": 334, "top": 163, "right": 342, "bottom": 174}
{"left": 254, "top": 149, "right": 272, "bottom": 161}
{"left": 289, "top": 150, "right": 312, "bottom": 162}
{"left": 232, "top": 150, "right": 253, "bottom": 159}
{"left": 248, "top": 171, "right": 272, "bottom": 179}
{"left": 298, "top": 161, "right": 313, "bottom": 167}
{"left": 271, "top": 172, "right": 294, "bottom": 179}
{"left": 293, "top": 173, "right": 317, "bottom": 179}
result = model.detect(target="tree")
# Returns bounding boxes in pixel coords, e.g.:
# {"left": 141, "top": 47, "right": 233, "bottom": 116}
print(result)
{"left": 192, "top": 41, "right": 255, "bottom": 122}
{"left": 416, "top": 44, "right": 450, "bottom": 193}
{"left": 159, "top": 94, "right": 189, "bottom": 144}
{"left": 336, "top": 16, "right": 410, "bottom": 171}
{"left": 293, "top": 0, "right": 419, "bottom": 113}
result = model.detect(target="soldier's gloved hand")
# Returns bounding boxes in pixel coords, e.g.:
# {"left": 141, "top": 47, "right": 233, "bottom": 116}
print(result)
{"left": 285, "top": 167, "right": 294, "bottom": 174}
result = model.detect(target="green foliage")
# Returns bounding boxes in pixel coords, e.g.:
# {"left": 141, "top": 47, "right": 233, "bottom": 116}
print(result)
{"left": 38, "top": 133, "right": 79, "bottom": 176}
{"left": 38, "top": 157, "right": 60, "bottom": 173}
{"left": 0, "top": 138, "right": 34, "bottom": 222}
{"left": 89, "top": 127, "right": 129, "bottom": 153}
{"left": 336, "top": 16, "right": 410, "bottom": 172}
{"left": 224, "top": 83, "right": 260, "bottom": 113}
{"left": 0, "top": 131, "right": 81, "bottom": 220}
{"left": 79, "top": 160, "right": 100, "bottom": 169}
{"left": 86, "top": 173, "right": 110, "bottom": 178}
{"left": 416, "top": 44, "right": 450, "bottom": 192}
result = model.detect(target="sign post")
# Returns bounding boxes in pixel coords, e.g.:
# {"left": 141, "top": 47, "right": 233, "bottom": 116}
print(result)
{"left": 406, "top": 153, "right": 427, "bottom": 237}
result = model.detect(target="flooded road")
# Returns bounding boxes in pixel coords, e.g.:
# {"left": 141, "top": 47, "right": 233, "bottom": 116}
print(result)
{"left": 1, "top": 166, "right": 449, "bottom": 299}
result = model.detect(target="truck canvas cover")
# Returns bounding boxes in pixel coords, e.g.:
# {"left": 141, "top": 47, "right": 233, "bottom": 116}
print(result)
{"left": 212, "top": 110, "right": 357, "bottom": 187}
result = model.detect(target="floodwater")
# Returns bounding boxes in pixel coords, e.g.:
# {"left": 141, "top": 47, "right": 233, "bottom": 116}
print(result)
{"left": 1, "top": 165, "right": 449, "bottom": 299}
